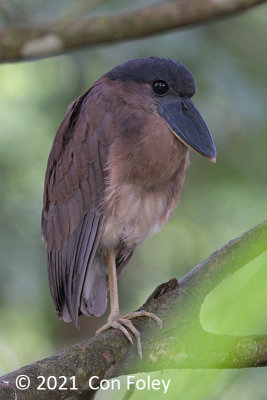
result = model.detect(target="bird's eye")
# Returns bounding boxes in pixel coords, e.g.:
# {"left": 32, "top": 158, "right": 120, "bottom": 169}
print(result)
{"left": 152, "top": 80, "right": 169, "bottom": 96}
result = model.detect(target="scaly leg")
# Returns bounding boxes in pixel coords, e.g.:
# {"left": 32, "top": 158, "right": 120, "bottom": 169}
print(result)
{"left": 95, "top": 250, "right": 162, "bottom": 358}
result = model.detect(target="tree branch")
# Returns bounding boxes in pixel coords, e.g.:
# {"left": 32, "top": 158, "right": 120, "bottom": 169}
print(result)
{"left": 0, "top": 220, "right": 266, "bottom": 400}
{"left": 0, "top": 0, "right": 266, "bottom": 62}
{"left": 60, "top": 0, "right": 105, "bottom": 24}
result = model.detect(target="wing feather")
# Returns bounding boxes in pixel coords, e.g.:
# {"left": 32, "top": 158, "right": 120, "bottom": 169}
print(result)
{"left": 42, "top": 84, "right": 109, "bottom": 324}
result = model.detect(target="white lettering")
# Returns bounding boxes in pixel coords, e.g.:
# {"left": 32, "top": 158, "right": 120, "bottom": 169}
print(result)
{"left": 162, "top": 379, "right": 171, "bottom": 394}
{"left": 151, "top": 379, "right": 160, "bottom": 390}
{"left": 135, "top": 379, "right": 146, "bottom": 390}
{"left": 91, "top": 375, "right": 171, "bottom": 394}
{"left": 111, "top": 379, "right": 120, "bottom": 390}
{"left": 127, "top": 375, "right": 135, "bottom": 390}
{"left": 88, "top": 376, "right": 99, "bottom": 390}
{"left": 100, "top": 379, "right": 109, "bottom": 390}
{"left": 147, "top": 375, "right": 150, "bottom": 389}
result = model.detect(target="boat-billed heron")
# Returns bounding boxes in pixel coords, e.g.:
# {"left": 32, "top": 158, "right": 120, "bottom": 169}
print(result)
{"left": 42, "top": 57, "right": 216, "bottom": 357}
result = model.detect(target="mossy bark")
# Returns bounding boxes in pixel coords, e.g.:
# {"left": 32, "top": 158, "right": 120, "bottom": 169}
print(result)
{"left": 0, "top": 221, "right": 266, "bottom": 399}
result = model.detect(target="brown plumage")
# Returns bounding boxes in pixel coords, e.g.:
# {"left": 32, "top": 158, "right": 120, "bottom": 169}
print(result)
{"left": 42, "top": 57, "right": 216, "bottom": 357}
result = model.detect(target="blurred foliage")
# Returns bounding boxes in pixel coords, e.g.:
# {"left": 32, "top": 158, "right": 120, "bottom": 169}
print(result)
{"left": 0, "top": 1, "right": 266, "bottom": 399}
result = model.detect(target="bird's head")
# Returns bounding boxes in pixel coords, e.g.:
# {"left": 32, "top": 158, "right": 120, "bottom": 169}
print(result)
{"left": 105, "top": 57, "right": 216, "bottom": 162}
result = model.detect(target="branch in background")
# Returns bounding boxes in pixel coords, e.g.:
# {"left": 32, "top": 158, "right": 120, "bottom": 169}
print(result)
{"left": 0, "top": 221, "right": 266, "bottom": 400}
{"left": 0, "top": 0, "right": 266, "bottom": 62}
{"left": 60, "top": 0, "right": 105, "bottom": 24}
{"left": 0, "top": 0, "right": 27, "bottom": 25}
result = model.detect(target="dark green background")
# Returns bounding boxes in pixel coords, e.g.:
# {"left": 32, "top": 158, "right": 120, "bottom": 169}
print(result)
{"left": 0, "top": 1, "right": 266, "bottom": 399}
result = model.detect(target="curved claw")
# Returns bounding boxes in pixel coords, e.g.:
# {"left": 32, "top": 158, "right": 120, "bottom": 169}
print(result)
{"left": 95, "top": 310, "right": 162, "bottom": 359}
{"left": 117, "top": 317, "right": 142, "bottom": 358}
{"left": 95, "top": 319, "right": 133, "bottom": 344}
{"left": 124, "top": 311, "right": 163, "bottom": 329}
{"left": 95, "top": 322, "right": 109, "bottom": 336}
{"left": 112, "top": 320, "right": 134, "bottom": 344}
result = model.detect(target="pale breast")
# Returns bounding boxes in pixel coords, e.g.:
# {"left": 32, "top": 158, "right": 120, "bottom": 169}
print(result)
{"left": 99, "top": 101, "right": 190, "bottom": 252}
{"left": 100, "top": 144, "right": 189, "bottom": 251}
{"left": 101, "top": 183, "right": 171, "bottom": 250}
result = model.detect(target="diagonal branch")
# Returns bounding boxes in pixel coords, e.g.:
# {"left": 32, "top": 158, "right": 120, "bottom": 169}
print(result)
{"left": 0, "top": 0, "right": 266, "bottom": 62}
{"left": 0, "top": 220, "right": 266, "bottom": 400}
{"left": 180, "top": 217, "right": 267, "bottom": 308}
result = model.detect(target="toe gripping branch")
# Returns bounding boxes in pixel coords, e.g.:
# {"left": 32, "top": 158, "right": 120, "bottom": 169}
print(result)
{"left": 0, "top": 221, "right": 266, "bottom": 400}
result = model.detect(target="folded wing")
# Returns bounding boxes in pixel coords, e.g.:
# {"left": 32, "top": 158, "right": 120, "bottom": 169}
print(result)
{"left": 42, "top": 86, "right": 109, "bottom": 325}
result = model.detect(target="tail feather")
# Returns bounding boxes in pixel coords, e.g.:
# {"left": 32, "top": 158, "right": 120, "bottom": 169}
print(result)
{"left": 48, "top": 212, "right": 107, "bottom": 325}
{"left": 80, "top": 256, "right": 107, "bottom": 317}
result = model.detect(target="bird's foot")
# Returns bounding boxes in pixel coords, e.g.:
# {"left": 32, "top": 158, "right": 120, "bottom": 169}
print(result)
{"left": 95, "top": 311, "right": 162, "bottom": 358}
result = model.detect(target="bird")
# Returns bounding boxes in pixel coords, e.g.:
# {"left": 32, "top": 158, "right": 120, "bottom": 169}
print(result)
{"left": 42, "top": 57, "right": 216, "bottom": 358}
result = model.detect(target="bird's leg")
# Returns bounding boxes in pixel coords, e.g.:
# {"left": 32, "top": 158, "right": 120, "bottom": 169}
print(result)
{"left": 95, "top": 250, "right": 162, "bottom": 358}
{"left": 106, "top": 249, "right": 120, "bottom": 318}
